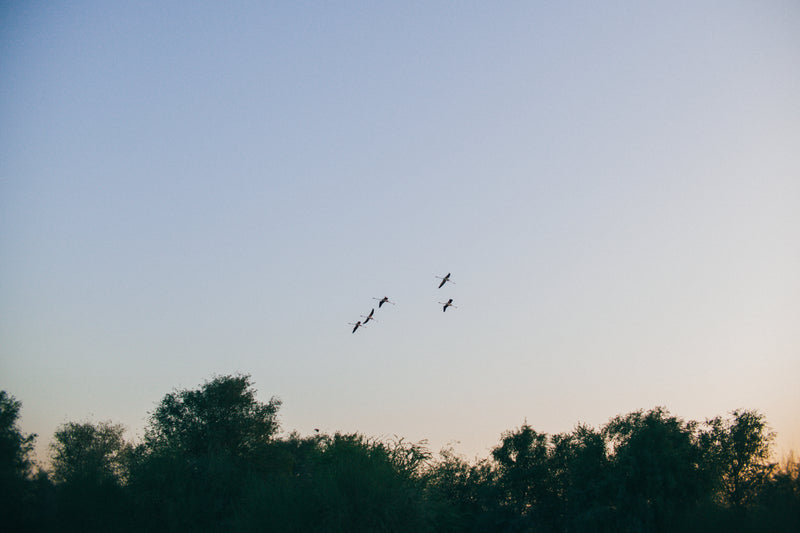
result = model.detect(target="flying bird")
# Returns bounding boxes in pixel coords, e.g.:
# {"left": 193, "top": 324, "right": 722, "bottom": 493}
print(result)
{"left": 349, "top": 321, "right": 365, "bottom": 333}
{"left": 436, "top": 272, "right": 454, "bottom": 288}
{"left": 373, "top": 296, "right": 395, "bottom": 308}
{"left": 361, "top": 308, "right": 376, "bottom": 324}
{"left": 439, "top": 299, "right": 456, "bottom": 312}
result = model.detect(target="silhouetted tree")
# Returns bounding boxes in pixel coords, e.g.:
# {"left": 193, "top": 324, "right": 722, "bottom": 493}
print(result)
{"left": 144, "top": 374, "right": 281, "bottom": 460}
{"left": 700, "top": 409, "right": 775, "bottom": 510}
{"left": 425, "top": 447, "right": 501, "bottom": 532}
{"left": 491, "top": 423, "right": 558, "bottom": 531}
{"left": 130, "top": 374, "right": 281, "bottom": 531}
{"left": 51, "top": 421, "right": 131, "bottom": 486}
{"left": 235, "top": 432, "right": 435, "bottom": 532}
{"left": 6, "top": 375, "right": 794, "bottom": 532}
{"left": 754, "top": 454, "right": 800, "bottom": 531}
{"left": 549, "top": 424, "right": 614, "bottom": 531}
{"left": 50, "top": 421, "right": 133, "bottom": 532}
{"left": 603, "top": 407, "right": 706, "bottom": 532}
{"left": 0, "top": 391, "right": 37, "bottom": 531}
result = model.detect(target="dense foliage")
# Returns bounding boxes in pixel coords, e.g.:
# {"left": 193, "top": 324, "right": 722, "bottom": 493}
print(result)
{"left": 1, "top": 391, "right": 39, "bottom": 530}
{"left": 2, "top": 376, "right": 798, "bottom": 532}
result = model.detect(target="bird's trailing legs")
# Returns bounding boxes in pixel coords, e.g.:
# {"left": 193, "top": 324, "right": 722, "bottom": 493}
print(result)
{"left": 439, "top": 299, "right": 457, "bottom": 312}
{"left": 348, "top": 321, "right": 366, "bottom": 333}
{"left": 361, "top": 308, "right": 376, "bottom": 324}
{"left": 373, "top": 296, "right": 395, "bottom": 308}
{"left": 436, "top": 272, "right": 454, "bottom": 288}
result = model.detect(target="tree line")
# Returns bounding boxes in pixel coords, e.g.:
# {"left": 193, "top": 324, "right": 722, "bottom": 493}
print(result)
{"left": 2, "top": 375, "right": 798, "bottom": 532}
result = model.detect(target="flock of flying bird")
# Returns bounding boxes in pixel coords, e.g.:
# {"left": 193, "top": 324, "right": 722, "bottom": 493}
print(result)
{"left": 349, "top": 272, "right": 457, "bottom": 333}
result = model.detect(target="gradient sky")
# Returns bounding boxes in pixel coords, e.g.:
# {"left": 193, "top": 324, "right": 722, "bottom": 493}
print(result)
{"left": 2, "top": 2, "right": 799, "bottom": 464}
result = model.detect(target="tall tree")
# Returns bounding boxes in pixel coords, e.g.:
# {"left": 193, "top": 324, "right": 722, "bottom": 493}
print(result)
{"left": 131, "top": 374, "right": 281, "bottom": 531}
{"left": 144, "top": 374, "right": 281, "bottom": 460}
{"left": 51, "top": 421, "right": 131, "bottom": 487}
{"left": 700, "top": 409, "right": 775, "bottom": 510}
{"left": 50, "top": 421, "right": 133, "bottom": 532}
{"left": 603, "top": 407, "right": 705, "bottom": 532}
{"left": 0, "top": 391, "right": 37, "bottom": 530}
{"left": 491, "top": 423, "right": 556, "bottom": 530}
{"left": 549, "top": 424, "right": 613, "bottom": 531}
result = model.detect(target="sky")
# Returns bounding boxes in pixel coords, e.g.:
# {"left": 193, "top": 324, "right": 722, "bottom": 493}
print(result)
{"left": 1, "top": 1, "right": 799, "bottom": 464}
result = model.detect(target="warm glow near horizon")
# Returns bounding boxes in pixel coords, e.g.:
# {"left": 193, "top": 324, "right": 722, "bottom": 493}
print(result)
{"left": 1, "top": 1, "right": 798, "bottom": 466}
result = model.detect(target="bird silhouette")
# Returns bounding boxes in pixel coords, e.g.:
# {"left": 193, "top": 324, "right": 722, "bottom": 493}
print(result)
{"left": 373, "top": 296, "right": 395, "bottom": 308}
{"left": 361, "top": 308, "right": 376, "bottom": 324}
{"left": 349, "top": 321, "right": 365, "bottom": 333}
{"left": 436, "top": 272, "right": 454, "bottom": 288}
{"left": 439, "top": 298, "right": 456, "bottom": 312}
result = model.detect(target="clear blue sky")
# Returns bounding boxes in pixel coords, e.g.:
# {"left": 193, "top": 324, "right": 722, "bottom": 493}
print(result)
{"left": 2, "top": 1, "right": 799, "bottom": 463}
